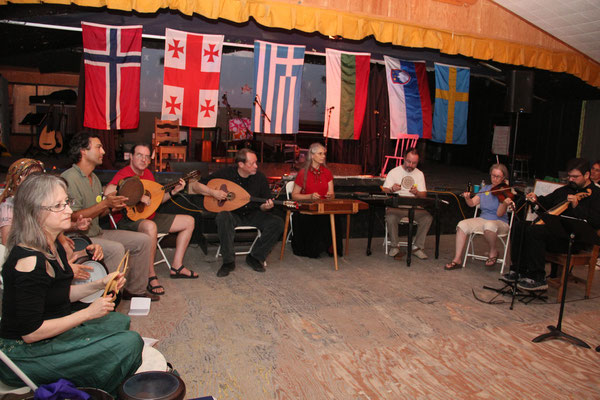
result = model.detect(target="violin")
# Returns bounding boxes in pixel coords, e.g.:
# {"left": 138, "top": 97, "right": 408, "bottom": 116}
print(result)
{"left": 491, "top": 182, "right": 515, "bottom": 203}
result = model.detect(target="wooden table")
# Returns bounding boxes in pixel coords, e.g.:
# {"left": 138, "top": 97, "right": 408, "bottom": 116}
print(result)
{"left": 280, "top": 199, "right": 368, "bottom": 270}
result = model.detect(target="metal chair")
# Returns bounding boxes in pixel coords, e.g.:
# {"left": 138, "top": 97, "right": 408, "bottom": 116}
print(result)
{"left": 383, "top": 217, "right": 417, "bottom": 254}
{"left": 462, "top": 206, "right": 514, "bottom": 274}
{"left": 0, "top": 348, "right": 37, "bottom": 395}
{"left": 284, "top": 180, "right": 296, "bottom": 243}
{"left": 380, "top": 134, "right": 419, "bottom": 177}
{"left": 215, "top": 226, "right": 262, "bottom": 258}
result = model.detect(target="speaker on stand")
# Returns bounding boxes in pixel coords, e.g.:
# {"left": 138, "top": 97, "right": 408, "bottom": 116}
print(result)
{"left": 505, "top": 70, "right": 534, "bottom": 184}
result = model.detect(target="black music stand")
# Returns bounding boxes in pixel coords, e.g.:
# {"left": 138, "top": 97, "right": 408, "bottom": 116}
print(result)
{"left": 19, "top": 112, "right": 46, "bottom": 156}
{"left": 531, "top": 214, "right": 599, "bottom": 349}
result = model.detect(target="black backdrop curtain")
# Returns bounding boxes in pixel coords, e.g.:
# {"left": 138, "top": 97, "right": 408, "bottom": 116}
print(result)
{"left": 328, "top": 64, "right": 390, "bottom": 175}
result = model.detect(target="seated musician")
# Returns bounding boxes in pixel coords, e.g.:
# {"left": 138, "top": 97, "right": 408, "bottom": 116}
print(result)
{"left": 591, "top": 160, "right": 600, "bottom": 187}
{"left": 62, "top": 132, "right": 159, "bottom": 301}
{"left": 207, "top": 148, "right": 284, "bottom": 277}
{"left": 105, "top": 143, "right": 198, "bottom": 297}
{"left": 444, "top": 163, "right": 512, "bottom": 270}
{"left": 382, "top": 148, "right": 432, "bottom": 259}
{"left": 291, "top": 142, "right": 342, "bottom": 258}
{"left": 0, "top": 159, "right": 98, "bottom": 281}
{"left": 504, "top": 158, "right": 600, "bottom": 291}
{"left": 0, "top": 174, "right": 143, "bottom": 395}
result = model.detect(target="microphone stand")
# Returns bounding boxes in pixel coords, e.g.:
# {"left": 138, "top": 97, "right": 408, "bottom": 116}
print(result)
{"left": 254, "top": 95, "right": 271, "bottom": 163}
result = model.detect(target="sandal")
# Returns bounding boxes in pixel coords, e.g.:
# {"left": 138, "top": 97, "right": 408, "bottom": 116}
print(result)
{"left": 147, "top": 276, "right": 165, "bottom": 295}
{"left": 444, "top": 261, "right": 463, "bottom": 271}
{"left": 170, "top": 265, "right": 199, "bottom": 279}
{"left": 485, "top": 256, "right": 498, "bottom": 267}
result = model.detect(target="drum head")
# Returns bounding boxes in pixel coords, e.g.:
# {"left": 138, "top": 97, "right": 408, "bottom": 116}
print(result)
{"left": 119, "top": 371, "right": 185, "bottom": 400}
{"left": 72, "top": 259, "right": 108, "bottom": 303}
{"left": 401, "top": 175, "right": 415, "bottom": 190}
{"left": 69, "top": 234, "right": 92, "bottom": 253}
{"left": 118, "top": 177, "right": 144, "bottom": 206}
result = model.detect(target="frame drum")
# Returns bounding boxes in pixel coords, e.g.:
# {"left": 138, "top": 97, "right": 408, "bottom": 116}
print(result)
{"left": 72, "top": 259, "right": 108, "bottom": 303}
{"left": 118, "top": 176, "right": 144, "bottom": 206}
{"left": 118, "top": 371, "right": 185, "bottom": 400}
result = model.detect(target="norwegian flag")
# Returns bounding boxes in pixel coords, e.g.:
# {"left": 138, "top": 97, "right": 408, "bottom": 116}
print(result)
{"left": 161, "top": 29, "right": 224, "bottom": 128}
{"left": 82, "top": 22, "right": 142, "bottom": 130}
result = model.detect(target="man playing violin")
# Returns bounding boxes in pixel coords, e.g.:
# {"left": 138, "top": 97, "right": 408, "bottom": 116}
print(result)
{"left": 382, "top": 148, "right": 432, "bottom": 259}
{"left": 206, "top": 148, "right": 284, "bottom": 277}
{"left": 504, "top": 158, "right": 600, "bottom": 291}
{"left": 62, "top": 132, "right": 159, "bottom": 301}
{"left": 105, "top": 143, "right": 204, "bottom": 296}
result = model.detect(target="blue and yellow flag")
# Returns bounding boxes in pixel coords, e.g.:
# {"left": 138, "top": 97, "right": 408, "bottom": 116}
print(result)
{"left": 432, "top": 63, "right": 470, "bottom": 144}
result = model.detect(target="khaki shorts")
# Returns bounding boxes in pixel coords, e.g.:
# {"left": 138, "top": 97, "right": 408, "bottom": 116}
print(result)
{"left": 117, "top": 213, "right": 176, "bottom": 234}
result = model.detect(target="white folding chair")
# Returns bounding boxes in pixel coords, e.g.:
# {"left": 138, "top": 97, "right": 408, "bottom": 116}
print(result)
{"left": 383, "top": 217, "right": 418, "bottom": 254}
{"left": 0, "top": 348, "right": 37, "bottom": 395}
{"left": 462, "top": 206, "right": 514, "bottom": 274}
{"left": 108, "top": 214, "right": 171, "bottom": 271}
{"left": 285, "top": 180, "right": 295, "bottom": 243}
{"left": 215, "top": 226, "right": 262, "bottom": 259}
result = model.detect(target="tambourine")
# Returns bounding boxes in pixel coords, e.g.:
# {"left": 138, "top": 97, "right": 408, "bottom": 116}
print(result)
{"left": 401, "top": 175, "right": 415, "bottom": 190}
{"left": 117, "top": 176, "right": 144, "bottom": 206}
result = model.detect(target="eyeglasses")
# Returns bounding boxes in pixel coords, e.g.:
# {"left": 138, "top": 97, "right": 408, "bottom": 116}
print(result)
{"left": 41, "top": 199, "right": 74, "bottom": 212}
{"left": 491, "top": 174, "right": 504, "bottom": 179}
{"left": 134, "top": 153, "right": 152, "bottom": 161}
{"left": 567, "top": 174, "right": 582, "bottom": 179}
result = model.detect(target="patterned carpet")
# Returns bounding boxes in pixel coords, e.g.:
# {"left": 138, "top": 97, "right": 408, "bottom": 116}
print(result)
{"left": 126, "top": 235, "right": 600, "bottom": 399}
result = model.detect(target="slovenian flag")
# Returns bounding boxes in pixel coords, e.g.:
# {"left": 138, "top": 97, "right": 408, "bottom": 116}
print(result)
{"left": 432, "top": 63, "right": 470, "bottom": 144}
{"left": 325, "top": 49, "right": 370, "bottom": 140}
{"left": 384, "top": 56, "right": 432, "bottom": 139}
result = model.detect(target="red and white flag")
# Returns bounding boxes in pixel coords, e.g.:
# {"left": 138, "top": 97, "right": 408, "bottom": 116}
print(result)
{"left": 161, "top": 29, "right": 223, "bottom": 128}
{"left": 82, "top": 22, "right": 142, "bottom": 130}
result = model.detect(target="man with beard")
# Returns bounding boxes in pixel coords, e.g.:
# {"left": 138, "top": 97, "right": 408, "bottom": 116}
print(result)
{"left": 503, "top": 158, "right": 600, "bottom": 291}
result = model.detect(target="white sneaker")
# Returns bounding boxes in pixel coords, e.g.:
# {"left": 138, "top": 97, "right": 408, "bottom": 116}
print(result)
{"left": 388, "top": 247, "right": 400, "bottom": 257}
{"left": 413, "top": 249, "right": 428, "bottom": 259}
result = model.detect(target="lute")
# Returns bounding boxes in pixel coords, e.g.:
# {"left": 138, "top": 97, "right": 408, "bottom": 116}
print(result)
{"left": 204, "top": 178, "right": 298, "bottom": 213}
{"left": 120, "top": 171, "right": 201, "bottom": 221}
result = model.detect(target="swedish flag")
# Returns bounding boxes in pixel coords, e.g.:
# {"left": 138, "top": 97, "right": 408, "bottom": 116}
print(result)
{"left": 432, "top": 63, "right": 470, "bottom": 144}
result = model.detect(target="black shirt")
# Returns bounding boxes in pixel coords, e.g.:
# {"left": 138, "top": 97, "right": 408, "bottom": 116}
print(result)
{"left": 0, "top": 243, "right": 73, "bottom": 339}
{"left": 538, "top": 182, "right": 600, "bottom": 229}
{"left": 208, "top": 166, "right": 271, "bottom": 216}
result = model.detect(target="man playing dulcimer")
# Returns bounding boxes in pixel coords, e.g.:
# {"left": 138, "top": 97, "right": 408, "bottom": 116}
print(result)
{"left": 503, "top": 158, "right": 600, "bottom": 291}
{"left": 105, "top": 143, "right": 226, "bottom": 296}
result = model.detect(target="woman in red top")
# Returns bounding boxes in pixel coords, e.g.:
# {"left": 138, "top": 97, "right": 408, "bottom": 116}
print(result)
{"left": 290, "top": 143, "right": 341, "bottom": 257}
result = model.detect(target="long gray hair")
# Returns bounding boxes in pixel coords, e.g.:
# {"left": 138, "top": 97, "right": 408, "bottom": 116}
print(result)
{"left": 301, "top": 142, "right": 327, "bottom": 191}
{"left": 7, "top": 174, "right": 68, "bottom": 254}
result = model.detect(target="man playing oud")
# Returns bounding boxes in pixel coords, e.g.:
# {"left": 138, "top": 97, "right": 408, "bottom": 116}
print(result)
{"left": 200, "top": 148, "right": 284, "bottom": 278}
{"left": 106, "top": 143, "right": 230, "bottom": 295}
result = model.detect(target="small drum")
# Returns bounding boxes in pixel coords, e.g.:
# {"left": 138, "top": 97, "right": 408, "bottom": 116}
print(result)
{"left": 72, "top": 259, "right": 108, "bottom": 303}
{"left": 118, "top": 176, "right": 144, "bottom": 206}
{"left": 401, "top": 175, "right": 415, "bottom": 190}
{"left": 118, "top": 371, "right": 185, "bottom": 400}
{"left": 69, "top": 233, "right": 93, "bottom": 261}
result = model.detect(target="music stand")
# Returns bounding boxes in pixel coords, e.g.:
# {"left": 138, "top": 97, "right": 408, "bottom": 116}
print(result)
{"left": 19, "top": 112, "right": 46, "bottom": 156}
{"left": 531, "top": 214, "right": 600, "bottom": 348}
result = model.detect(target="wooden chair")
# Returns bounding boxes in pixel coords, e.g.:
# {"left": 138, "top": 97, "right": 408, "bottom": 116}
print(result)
{"left": 153, "top": 117, "right": 186, "bottom": 172}
{"left": 545, "top": 231, "right": 599, "bottom": 302}
{"left": 380, "top": 134, "right": 419, "bottom": 177}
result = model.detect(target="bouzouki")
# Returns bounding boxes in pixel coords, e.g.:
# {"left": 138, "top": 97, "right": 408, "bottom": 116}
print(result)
{"left": 204, "top": 178, "right": 298, "bottom": 213}
{"left": 119, "top": 171, "right": 202, "bottom": 221}
{"left": 534, "top": 188, "right": 592, "bottom": 225}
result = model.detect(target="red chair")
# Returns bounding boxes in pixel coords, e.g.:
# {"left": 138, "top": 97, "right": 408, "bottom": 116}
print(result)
{"left": 380, "top": 134, "right": 419, "bottom": 177}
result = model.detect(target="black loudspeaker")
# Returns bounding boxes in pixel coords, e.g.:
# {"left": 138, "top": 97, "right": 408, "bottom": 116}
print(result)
{"left": 505, "top": 70, "right": 534, "bottom": 113}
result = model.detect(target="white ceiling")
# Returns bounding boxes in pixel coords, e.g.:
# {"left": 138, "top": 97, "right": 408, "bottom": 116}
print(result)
{"left": 493, "top": 0, "right": 600, "bottom": 64}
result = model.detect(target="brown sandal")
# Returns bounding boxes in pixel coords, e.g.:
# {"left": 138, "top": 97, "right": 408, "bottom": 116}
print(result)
{"left": 444, "top": 261, "right": 462, "bottom": 271}
{"left": 485, "top": 256, "right": 498, "bottom": 267}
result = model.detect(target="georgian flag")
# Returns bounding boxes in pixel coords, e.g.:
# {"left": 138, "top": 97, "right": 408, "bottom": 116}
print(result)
{"left": 161, "top": 29, "right": 224, "bottom": 128}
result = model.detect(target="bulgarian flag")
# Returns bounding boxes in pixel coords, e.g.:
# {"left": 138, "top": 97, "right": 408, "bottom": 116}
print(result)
{"left": 324, "top": 49, "right": 370, "bottom": 140}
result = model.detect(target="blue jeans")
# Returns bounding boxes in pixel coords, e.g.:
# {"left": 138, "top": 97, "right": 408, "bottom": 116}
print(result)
{"left": 215, "top": 210, "right": 284, "bottom": 264}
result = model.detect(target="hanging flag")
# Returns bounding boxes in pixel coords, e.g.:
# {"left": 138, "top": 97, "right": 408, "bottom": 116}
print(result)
{"left": 324, "top": 49, "right": 370, "bottom": 140}
{"left": 162, "top": 29, "right": 224, "bottom": 128}
{"left": 384, "top": 56, "right": 432, "bottom": 139}
{"left": 252, "top": 40, "right": 305, "bottom": 134}
{"left": 432, "top": 63, "right": 470, "bottom": 144}
{"left": 82, "top": 22, "right": 142, "bottom": 130}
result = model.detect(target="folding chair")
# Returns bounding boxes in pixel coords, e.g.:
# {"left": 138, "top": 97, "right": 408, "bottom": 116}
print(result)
{"left": 108, "top": 214, "right": 171, "bottom": 271}
{"left": 0, "top": 348, "right": 37, "bottom": 395}
{"left": 383, "top": 218, "right": 418, "bottom": 254}
{"left": 462, "top": 206, "right": 514, "bottom": 274}
{"left": 380, "top": 134, "right": 419, "bottom": 177}
{"left": 215, "top": 226, "right": 262, "bottom": 258}
{"left": 285, "top": 180, "right": 296, "bottom": 243}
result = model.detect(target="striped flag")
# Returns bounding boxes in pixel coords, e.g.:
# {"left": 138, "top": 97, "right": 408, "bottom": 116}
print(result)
{"left": 252, "top": 40, "right": 305, "bottom": 134}
{"left": 161, "top": 29, "right": 223, "bottom": 128}
{"left": 432, "top": 63, "right": 470, "bottom": 144}
{"left": 82, "top": 22, "right": 142, "bottom": 130}
{"left": 324, "top": 49, "right": 370, "bottom": 140}
{"left": 384, "top": 56, "right": 432, "bottom": 139}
